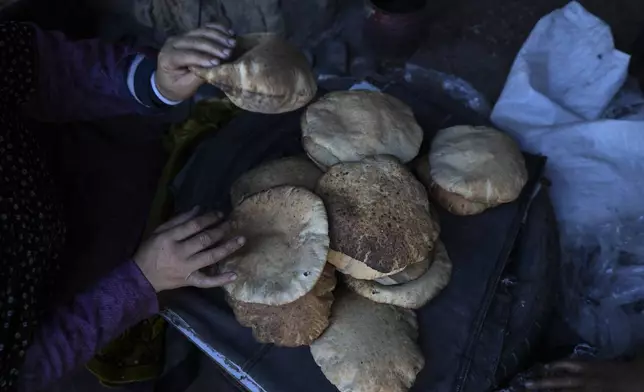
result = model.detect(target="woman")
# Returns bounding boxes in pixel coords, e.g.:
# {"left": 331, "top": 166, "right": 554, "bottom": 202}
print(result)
{"left": 0, "top": 21, "right": 245, "bottom": 391}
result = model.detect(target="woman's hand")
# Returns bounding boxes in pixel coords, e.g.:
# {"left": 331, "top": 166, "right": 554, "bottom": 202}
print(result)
{"left": 155, "top": 23, "right": 236, "bottom": 102}
{"left": 524, "top": 360, "right": 644, "bottom": 392}
{"left": 134, "top": 207, "right": 245, "bottom": 292}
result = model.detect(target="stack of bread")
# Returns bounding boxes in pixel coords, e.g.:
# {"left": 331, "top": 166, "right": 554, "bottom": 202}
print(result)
{"left": 217, "top": 89, "right": 528, "bottom": 392}
{"left": 415, "top": 125, "right": 528, "bottom": 215}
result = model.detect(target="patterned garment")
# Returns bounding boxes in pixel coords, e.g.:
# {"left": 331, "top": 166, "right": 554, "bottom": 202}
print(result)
{"left": 0, "top": 22, "right": 160, "bottom": 391}
{"left": 0, "top": 23, "right": 66, "bottom": 390}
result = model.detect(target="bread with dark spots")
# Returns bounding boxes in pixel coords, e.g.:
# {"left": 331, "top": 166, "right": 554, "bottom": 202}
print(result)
{"left": 316, "top": 155, "right": 438, "bottom": 278}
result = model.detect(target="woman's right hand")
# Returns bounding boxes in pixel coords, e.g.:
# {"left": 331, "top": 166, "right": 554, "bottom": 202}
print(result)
{"left": 155, "top": 23, "right": 236, "bottom": 102}
{"left": 134, "top": 207, "right": 245, "bottom": 292}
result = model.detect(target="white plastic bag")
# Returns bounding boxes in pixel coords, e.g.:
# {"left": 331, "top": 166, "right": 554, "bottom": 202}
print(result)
{"left": 491, "top": 1, "right": 644, "bottom": 357}
{"left": 492, "top": 1, "right": 629, "bottom": 131}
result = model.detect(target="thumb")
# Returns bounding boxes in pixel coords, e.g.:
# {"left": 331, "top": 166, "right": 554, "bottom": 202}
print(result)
{"left": 154, "top": 70, "right": 203, "bottom": 102}
{"left": 186, "top": 271, "right": 237, "bottom": 289}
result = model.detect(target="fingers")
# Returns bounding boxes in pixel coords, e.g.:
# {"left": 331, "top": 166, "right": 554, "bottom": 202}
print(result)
{"left": 154, "top": 206, "right": 200, "bottom": 233}
{"left": 545, "top": 360, "right": 587, "bottom": 374}
{"left": 186, "top": 271, "right": 237, "bottom": 289}
{"left": 185, "top": 27, "right": 236, "bottom": 49}
{"left": 204, "top": 22, "right": 234, "bottom": 35}
{"left": 179, "top": 221, "right": 231, "bottom": 256}
{"left": 172, "top": 37, "right": 233, "bottom": 63}
{"left": 524, "top": 377, "right": 584, "bottom": 390}
{"left": 170, "top": 211, "right": 224, "bottom": 241}
{"left": 190, "top": 236, "right": 246, "bottom": 270}
{"left": 162, "top": 25, "right": 236, "bottom": 70}
{"left": 163, "top": 47, "right": 223, "bottom": 69}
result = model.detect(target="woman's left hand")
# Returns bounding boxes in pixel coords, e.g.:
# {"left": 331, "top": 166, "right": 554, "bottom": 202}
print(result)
{"left": 524, "top": 360, "right": 644, "bottom": 392}
{"left": 134, "top": 207, "right": 245, "bottom": 292}
{"left": 155, "top": 23, "right": 236, "bottom": 102}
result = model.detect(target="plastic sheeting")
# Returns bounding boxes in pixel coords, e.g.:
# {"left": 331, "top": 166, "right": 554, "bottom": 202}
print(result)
{"left": 491, "top": 1, "right": 644, "bottom": 357}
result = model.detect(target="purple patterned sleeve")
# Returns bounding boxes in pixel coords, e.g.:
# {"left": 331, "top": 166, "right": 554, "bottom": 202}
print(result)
{"left": 22, "top": 23, "right": 156, "bottom": 122}
{"left": 18, "top": 261, "right": 159, "bottom": 391}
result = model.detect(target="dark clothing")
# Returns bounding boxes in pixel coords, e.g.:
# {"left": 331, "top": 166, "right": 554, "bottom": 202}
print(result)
{"left": 0, "top": 22, "right": 159, "bottom": 391}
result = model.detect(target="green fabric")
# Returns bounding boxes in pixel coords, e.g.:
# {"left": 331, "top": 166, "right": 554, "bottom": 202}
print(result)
{"left": 86, "top": 317, "right": 166, "bottom": 386}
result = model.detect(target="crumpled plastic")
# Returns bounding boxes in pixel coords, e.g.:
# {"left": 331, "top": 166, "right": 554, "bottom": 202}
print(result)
{"left": 561, "top": 218, "right": 644, "bottom": 358}
{"left": 491, "top": 1, "right": 644, "bottom": 357}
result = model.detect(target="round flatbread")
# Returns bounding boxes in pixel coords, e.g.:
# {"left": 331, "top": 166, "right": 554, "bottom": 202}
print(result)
{"left": 310, "top": 290, "right": 424, "bottom": 392}
{"left": 302, "top": 91, "right": 423, "bottom": 169}
{"left": 411, "top": 156, "right": 443, "bottom": 232}
{"left": 228, "top": 264, "right": 336, "bottom": 347}
{"left": 317, "top": 156, "right": 438, "bottom": 278}
{"left": 414, "top": 153, "right": 490, "bottom": 215}
{"left": 326, "top": 250, "right": 406, "bottom": 280}
{"left": 230, "top": 157, "right": 323, "bottom": 205}
{"left": 429, "top": 181, "right": 491, "bottom": 215}
{"left": 374, "top": 254, "right": 432, "bottom": 286}
{"left": 192, "top": 33, "right": 317, "bottom": 114}
{"left": 430, "top": 125, "right": 527, "bottom": 204}
{"left": 411, "top": 153, "right": 433, "bottom": 190}
{"left": 220, "top": 186, "right": 329, "bottom": 305}
{"left": 344, "top": 240, "right": 452, "bottom": 309}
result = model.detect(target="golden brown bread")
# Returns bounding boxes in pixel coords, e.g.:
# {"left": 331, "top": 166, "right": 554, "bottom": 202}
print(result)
{"left": 220, "top": 186, "right": 329, "bottom": 305}
{"left": 430, "top": 125, "right": 527, "bottom": 204}
{"left": 228, "top": 264, "right": 336, "bottom": 347}
{"left": 317, "top": 156, "right": 438, "bottom": 278}
{"left": 344, "top": 240, "right": 453, "bottom": 309}
{"left": 230, "top": 156, "right": 322, "bottom": 205}
{"left": 302, "top": 91, "right": 423, "bottom": 169}
{"left": 192, "top": 33, "right": 316, "bottom": 113}
{"left": 310, "top": 289, "right": 424, "bottom": 392}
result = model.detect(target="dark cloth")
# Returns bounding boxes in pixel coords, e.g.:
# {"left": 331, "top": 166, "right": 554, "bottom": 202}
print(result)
{"left": 0, "top": 22, "right": 160, "bottom": 391}
{"left": 167, "top": 83, "right": 551, "bottom": 392}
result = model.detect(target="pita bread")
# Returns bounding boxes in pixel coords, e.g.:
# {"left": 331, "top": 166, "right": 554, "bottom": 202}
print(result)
{"left": 306, "top": 152, "right": 328, "bottom": 171}
{"left": 192, "top": 33, "right": 317, "bottom": 114}
{"left": 228, "top": 264, "right": 336, "bottom": 347}
{"left": 414, "top": 153, "right": 491, "bottom": 215}
{"left": 412, "top": 153, "right": 434, "bottom": 192}
{"left": 429, "top": 181, "right": 491, "bottom": 215}
{"left": 310, "top": 290, "right": 424, "bottom": 392}
{"left": 327, "top": 250, "right": 406, "bottom": 280}
{"left": 374, "top": 254, "right": 432, "bottom": 286}
{"left": 430, "top": 125, "right": 527, "bottom": 204}
{"left": 317, "top": 156, "right": 438, "bottom": 278}
{"left": 220, "top": 186, "right": 329, "bottom": 305}
{"left": 410, "top": 157, "right": 444, "bottom": 232}
{"left": 344, "top": 240, "right": 452, "bottom": 309}
{"left": 230, "top": 157, "right": 322, "bottom": 205}
{"left": 302, "top": 91, "right": 423, "bottom": 169}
